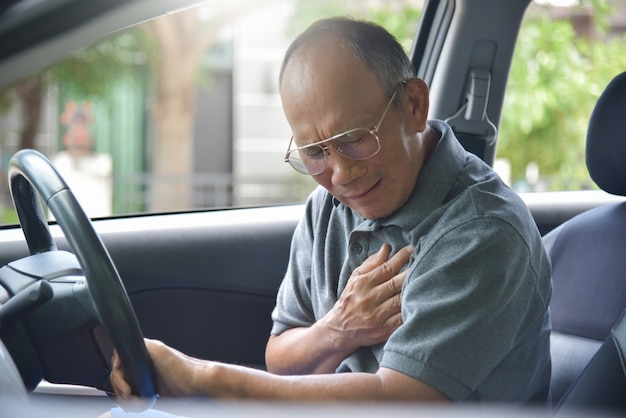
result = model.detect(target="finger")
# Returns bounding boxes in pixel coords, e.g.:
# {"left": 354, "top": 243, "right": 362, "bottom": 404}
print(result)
{"left": 111, "top": 373, "right": 131, "bottom": 399}
{"left": 376, "top": 295, "right": 404, "bottom": 340}
{"left": 352, "top": 243, "right": 391, "bottom": 275}
{"left": 378, "top": 290, "right": 403, "bottom": 317}
{"left": 369, "top": 246, "right": 413, "bottom": 287}
{"left": 359, "top": 267, "right": 407, "bottom": 313}
{"left": 382, "top": 311, "right": 403, "bottom": 334}
{"left": 387, "top": 245, "right": 413, "bottom": 269}
{"left": 368, "top": 310, "right": 403, "bottom": 345}
{"left": 383, "top": 268, "right": 408, "bottom": 296}
{"left": 110, "top": 349, "right": 132, "bottom": 399}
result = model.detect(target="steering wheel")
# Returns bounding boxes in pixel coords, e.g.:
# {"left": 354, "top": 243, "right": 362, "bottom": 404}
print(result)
{"left": 7, "top": 149, "right": 156, "bottom": 409}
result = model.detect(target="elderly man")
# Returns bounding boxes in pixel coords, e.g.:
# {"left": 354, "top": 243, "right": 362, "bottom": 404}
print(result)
{"left": 111, "top": 17, "right": 551, "bottom": 404}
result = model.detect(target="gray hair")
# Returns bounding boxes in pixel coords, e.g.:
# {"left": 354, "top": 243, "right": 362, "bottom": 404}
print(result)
{"left": 279, "top": 17, "right": 415, "bottom": 100}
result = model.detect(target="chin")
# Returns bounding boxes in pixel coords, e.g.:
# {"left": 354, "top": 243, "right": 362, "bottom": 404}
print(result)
{"left": 355, "top": 195, "right": 408, "bottom": 220}
{"left": 354, "top": 206, "right": 395, "bottom": 221}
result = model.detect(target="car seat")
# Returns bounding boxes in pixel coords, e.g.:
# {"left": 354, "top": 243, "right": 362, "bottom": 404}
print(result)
{"left": 542, "top": 71, "right": 626, "bottom": 411}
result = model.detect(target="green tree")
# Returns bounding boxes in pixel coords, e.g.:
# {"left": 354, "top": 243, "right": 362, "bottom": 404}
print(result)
{"left": 0, "top": 1, "right": 256, "bottom": 213}
{"left": 1, "top": 29, "right": 151, "bottom": 152}
{"left": 139, "top": 3, "right": 257, "bottom": 211}
{"left": 288, "top": 0, "right": 422, "bottom": 51}
{"left": 0, "top": 30, "right": 150, "bottom": 223}
{"left": 53, "top": 30, "right": 154, "bottom": 99}
{"left": 289, "top": 0, "right": 626, "bottom": 192}
{"left": 499, "top": 2, "right": 626, "bottom": 190}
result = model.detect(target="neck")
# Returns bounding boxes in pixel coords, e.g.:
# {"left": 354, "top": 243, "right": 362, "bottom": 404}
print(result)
{"left": 418, "top": 123, "right": 440, "bottom": 166}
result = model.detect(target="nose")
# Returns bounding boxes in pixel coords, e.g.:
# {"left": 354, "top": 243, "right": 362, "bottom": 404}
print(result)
{"left": 326, "top": 147, "right": 363, "bottom": 185}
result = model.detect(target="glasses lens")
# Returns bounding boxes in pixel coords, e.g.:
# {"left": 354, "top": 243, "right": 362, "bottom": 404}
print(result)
{"left": 335, "top": 129, "right": 380, "bottom": 160}
{"left": 288, "top": 145, "right": 326, "bottom": 175}
{"left": 287, "top": 129, "right": 381, "bottom": 175}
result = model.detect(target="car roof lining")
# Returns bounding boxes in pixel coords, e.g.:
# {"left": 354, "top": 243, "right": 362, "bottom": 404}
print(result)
{"left": 0, "top": 0, "right": 204, "bottom": 90}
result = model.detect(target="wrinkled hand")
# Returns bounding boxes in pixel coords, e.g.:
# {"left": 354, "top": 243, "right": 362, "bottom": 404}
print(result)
{"left": 324, "top": 244, "right": 412, "bottom": 350}
{"left": 110, "top": 339, "right": 203, "bottom": 402}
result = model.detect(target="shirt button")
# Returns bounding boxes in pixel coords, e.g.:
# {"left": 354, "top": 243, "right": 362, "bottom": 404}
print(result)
{"left": 351, "top": 243, "right": 363, "bottom": 254}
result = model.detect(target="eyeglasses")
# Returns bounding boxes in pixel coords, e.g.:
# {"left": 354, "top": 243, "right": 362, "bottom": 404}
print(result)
{"left": 284, "top": 82, "right": 405, "bottom": 176}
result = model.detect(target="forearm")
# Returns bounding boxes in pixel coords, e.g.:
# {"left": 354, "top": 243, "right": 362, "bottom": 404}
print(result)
{"left": 209, "top": 363, "right": 383, "bottom": 400}
{"left": 199, "top": 363, "right": 448, "bottom": 402}
{"left": 266, "top": 244, "right": 410, "bottom": 375}
{"left": 265, "top": 320, "right": 356, "bottom": 375}
{"left": 111, "top": 340, "right": 448, "bottom": 403}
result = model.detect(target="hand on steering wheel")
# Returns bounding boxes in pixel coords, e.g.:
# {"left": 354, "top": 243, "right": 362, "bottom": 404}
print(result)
{"left": 8, "top": 149, "right": 156, "bottom": 411}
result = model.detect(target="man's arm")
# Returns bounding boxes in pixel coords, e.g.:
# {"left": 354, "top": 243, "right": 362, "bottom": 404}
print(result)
{"left": 110, "top": 339, "right": 449, "bottom": 402}
{"left": 265, "top": 244, "right": 411, "bottom": 375}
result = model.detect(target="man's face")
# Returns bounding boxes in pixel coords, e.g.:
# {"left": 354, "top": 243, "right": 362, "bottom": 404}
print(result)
{"left": 280, "top": 38, "right": 428, "bottom": 220}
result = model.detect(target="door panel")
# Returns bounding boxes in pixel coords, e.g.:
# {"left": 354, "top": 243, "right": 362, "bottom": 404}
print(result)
{"left": 0, "top": 205, "right": 302, "bottom": 369}
{"left": 103, "top": 206, "right": 301, "bottom": 368}
{"left": 0, "top": 194, "right": 620, "bottom": 373}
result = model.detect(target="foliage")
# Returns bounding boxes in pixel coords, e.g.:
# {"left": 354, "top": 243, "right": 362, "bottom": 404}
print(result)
{"left": 2, "top": 0, "right": 625, "bottom": 198}
{"left": 0, "top": 27, "right": 152, "bottom": 119}
{"left": 367, "top": 4, "right": 423, "bottom": 52}
{"left": 51, "top": 28, "right": 154, "bottom": 100}
{"left": 499, "top": 3, "right": 626, "bottom": 190}
{"left": 287, "top": 0, "right": 422, "bottom": 53}
{"left": 0, "top": 88, "right": 11, "bottom": 114}
{"left": 288, "top": 0, "right": 626, "bottom": 192}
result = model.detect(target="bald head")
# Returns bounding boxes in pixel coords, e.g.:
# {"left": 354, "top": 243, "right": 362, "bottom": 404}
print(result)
{"left": 278, "top": 18, "right": 434, "bottom": 220}
{"left": 279, "top": 17, "right": 414, "bottom": 98}
{"left": 280, "top": 35, "right": 384, "bottom": 124}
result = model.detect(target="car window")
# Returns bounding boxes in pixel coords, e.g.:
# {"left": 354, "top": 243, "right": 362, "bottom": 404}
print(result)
{"left": 0, "top": 0, "right": 422, "bottom": 224}
{"left": 0, "top": 0, "right": 624, "bottom": 226}
{"left": 498, "top": 0, "right": 626, "bottom": 193}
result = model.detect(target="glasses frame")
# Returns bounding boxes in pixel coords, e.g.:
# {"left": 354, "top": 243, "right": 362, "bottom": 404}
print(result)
{"left": 284, "top": 81, "right": 406, "bottom": 175}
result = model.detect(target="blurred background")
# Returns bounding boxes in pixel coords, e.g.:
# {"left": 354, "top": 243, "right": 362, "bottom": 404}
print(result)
{"left": 0, "top": 0, "right": 624, "bottom": 223}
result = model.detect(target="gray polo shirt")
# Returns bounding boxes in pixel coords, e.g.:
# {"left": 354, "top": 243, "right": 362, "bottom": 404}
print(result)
{"left": 271, "top": 120, "right": 552, "bottom": 403}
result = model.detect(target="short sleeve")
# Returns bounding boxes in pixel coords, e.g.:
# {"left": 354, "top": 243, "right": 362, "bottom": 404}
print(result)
{"left": 270, "top": 188, "right": 323, "bottom": 335}
{"left": 382, "top": 217, "right": 550, "bottom": 400}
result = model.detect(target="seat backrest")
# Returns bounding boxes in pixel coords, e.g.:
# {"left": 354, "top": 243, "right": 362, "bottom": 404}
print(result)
{"left": 542, "top": 71, "right": 626, "bottom": 408}
{"left": 555, "top": 307, "right": 626, "bottom": 414}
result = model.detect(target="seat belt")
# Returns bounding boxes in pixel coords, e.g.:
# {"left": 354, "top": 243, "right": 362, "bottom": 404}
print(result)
{"left": 445, "top": 66, "right": 497, "bottom": 166}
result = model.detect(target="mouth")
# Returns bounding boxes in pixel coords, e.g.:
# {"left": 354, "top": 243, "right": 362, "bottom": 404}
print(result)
{"left": 343, "top": 179, "right": 381, "bottom": 201}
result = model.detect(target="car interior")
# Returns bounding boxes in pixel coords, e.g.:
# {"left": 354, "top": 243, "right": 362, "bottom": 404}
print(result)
{"left": 0, "top": 0, "right": 625, "bottom": 416}
{"left": 543, "top": 71, "right": 626, "bottom": 412}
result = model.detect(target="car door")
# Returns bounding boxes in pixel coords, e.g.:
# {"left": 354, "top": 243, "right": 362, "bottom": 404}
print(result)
{"left": 0, "top": 0, "right": 550, "bottom": 374}
{"left": 0, "top": 0, "right": 619, "bottom": 391}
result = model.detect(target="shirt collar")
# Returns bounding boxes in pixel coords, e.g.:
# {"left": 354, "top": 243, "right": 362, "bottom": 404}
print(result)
{"left": 375, "top": 119, "right": 467, "bottom": 229}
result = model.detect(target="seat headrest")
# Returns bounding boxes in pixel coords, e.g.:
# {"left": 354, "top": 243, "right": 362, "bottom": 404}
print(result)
{"left": 586, "top": 71, "right": 626, "bottom": 196}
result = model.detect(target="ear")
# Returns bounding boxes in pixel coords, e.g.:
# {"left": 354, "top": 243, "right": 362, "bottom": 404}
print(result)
{"left": 404, "top": 78, "right": 430, "bottom": 132}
